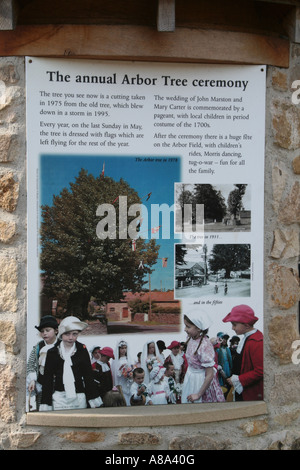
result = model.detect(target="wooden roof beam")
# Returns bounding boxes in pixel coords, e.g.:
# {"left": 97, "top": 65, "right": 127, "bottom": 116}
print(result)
{"left": 0, "top": 24, "right": 289, "bottom": 67}
{"left": 0, "top": 0, "right": 18, "bottom": 30}
{"left": 157, "top": 0, "right": 175, "bottom": 32}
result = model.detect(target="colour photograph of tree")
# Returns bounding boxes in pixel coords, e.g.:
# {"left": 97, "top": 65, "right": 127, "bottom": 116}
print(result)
{"left": 40, "top": 169, "right": 159, "bottom": 317}
{"left": 39, "top": 155, "right": 180, "bottom": 323}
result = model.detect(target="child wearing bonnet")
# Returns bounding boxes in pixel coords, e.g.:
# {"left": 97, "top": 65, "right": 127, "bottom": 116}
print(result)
{"left": 181, "top": 308, "right": 225, "bottom": 404}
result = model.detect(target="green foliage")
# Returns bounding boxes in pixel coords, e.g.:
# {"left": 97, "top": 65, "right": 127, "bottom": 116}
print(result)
{"left": 40, "top": 169, "right": 160, "bottom": 316}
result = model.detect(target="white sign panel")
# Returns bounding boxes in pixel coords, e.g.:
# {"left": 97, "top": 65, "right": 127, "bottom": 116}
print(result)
{"left": 26, "top": 58, "right": 265, "bottom": 412}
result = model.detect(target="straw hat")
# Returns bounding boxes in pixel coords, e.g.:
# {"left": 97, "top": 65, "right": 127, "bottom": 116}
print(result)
{"left": 58, "top": 316, "right": 88, "bottom": 338}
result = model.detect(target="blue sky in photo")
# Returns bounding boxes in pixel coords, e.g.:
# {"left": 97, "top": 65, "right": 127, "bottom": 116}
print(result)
{"left": 40, "top": 154, "right": 181, "bottom": 291}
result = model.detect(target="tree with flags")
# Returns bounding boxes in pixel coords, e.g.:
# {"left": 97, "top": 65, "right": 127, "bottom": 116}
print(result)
{"left": 40, "top": 167, "right": 160, "bottom": 318}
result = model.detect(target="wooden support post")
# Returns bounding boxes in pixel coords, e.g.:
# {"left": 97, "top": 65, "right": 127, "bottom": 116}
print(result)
{"left": 284, "top": 6, "right": 300, "bottom": 43}
{"left": 0, "top": 0, "right": 18, "bottom": 30}
{"left": 157, "top": 0, "right": 175, "bottom": 32}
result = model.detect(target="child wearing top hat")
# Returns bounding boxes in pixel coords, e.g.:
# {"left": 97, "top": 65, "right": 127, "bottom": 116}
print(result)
{"left": 39, "top": 316, "right": 103, "bottom": 411}
{"left": 26, "top": 315, "right": 59, "bottom": 411}
{"left": 222, "top": 304, "right": 263, "bottom": 401}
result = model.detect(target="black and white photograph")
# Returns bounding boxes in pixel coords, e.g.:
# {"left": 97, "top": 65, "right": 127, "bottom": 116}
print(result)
{"left": 175, "top": 243, "right": 251, "bottom": 299}
{"left": 175, "top": 183, "right": 251, "bottom": 233}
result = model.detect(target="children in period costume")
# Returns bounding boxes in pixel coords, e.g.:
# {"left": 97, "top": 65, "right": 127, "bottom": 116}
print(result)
{"left": 216, "top": 333, "right": 233, "bottom": 388}
{"left": 39, "top": 316, "right": 103, "bottom": 411}
{"left": 140, "top": 340, "right": 163, "bottom": 384}
{"left": 181, "top": 309, "right": 225, "bottom": 404}
{"left": 163, "top": 362, "right": 182, "bottom": 404}
{"left": 92, "top": 346, "right": 114, "bottom": 398}
{"left": 164, "top": 340, "right": 188, "bottom": 384}
{"left": 130, "top": 367, "right": 153, "bottom": 405}
{"left": 222, "top": 304, "right": 263, "bottom": 401}
{"left": 26, "top": 315, "right": 59, "bottom": 411}
{"left": 229, "top": 335, "right": 240, "bottom": 364}
{"left": 90, "top": 345, "right": 101, "bottom": 366}
{"left": 147, "top": 366, "right": 169, "bottom": 405}
{"left": 111, "top": 339, "right": 134, "bottom": 406}
{"left": 93, "top": 346, "right": 127, "bottom": 407}
{"left": 156, "top": 340, "right": 167, "bottom": 364}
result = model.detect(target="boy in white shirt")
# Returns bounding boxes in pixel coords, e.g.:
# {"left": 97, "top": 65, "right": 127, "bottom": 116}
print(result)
{"left": 130, "top": 367, "right": 153, "bottom": 405}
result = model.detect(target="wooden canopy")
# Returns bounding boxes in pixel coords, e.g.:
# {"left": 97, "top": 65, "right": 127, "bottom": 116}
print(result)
{"left": 0, "top": 0, "right": 299, "bottom": 67}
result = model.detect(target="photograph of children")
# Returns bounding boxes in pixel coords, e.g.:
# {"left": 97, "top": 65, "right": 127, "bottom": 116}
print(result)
{"left": 26, "top": 302, "right": 263, "bottom": 411}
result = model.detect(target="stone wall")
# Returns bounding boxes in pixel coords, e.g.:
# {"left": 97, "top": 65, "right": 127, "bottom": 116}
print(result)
{"left": 0, "top": 51, "right": 299, "bottom": 450}
{"left": 133, "top": 312, "right": 180, "bottom": 324}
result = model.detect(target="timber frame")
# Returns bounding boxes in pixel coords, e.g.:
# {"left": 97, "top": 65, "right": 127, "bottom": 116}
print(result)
{"left": 0, "top": 0, "right": 299, "bottom": 67}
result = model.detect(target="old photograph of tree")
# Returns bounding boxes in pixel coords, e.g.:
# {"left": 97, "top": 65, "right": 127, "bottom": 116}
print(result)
{"left": 175, "top": 243, "right": 251, "bottom": 299}
{"left": 175, "top": 183, "right": 251, "bottom": 233}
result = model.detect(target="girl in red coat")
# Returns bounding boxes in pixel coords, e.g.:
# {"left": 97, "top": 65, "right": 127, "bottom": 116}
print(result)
{"left": 222, "top": 304, "right": 263, "bottom": 401}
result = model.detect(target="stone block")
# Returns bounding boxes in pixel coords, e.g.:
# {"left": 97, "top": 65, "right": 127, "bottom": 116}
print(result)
{"left": 0, "top": 172, "right": 19, "bottom": 212}
{"left": 240, "top": 418, "right": 268, "bottom": 436}
{"left": 0, "top": 257, "right": 17, "bottom": 312}
{"left": 169, "top": 434, "right": 230, "bottom": 450}
{"left": 272, "top": 70, "right": 288, "bottom": 91}
{"left": 59, "top": 431, "right": 106, "bottom": 443}
{"left": 0, "top": 364, "right": 16, "bottom": 422}
{"left": 268, "top": 314, "right": 299, "bottom": 364}
{"left": 119, "top": 432, "right": 160, "bottom": 445}
{"left": 272, "top": 166, "right": 287, "bottom": 213}
{"left": 272, "top": 100, "right": 300, "bottom": 150}
{"left": 274, "top": 409, "right": 300, "bottom": 426}
{"left": 0, "top": 135, "right": 13, "bottom": 162}
{"left": 0, "top": 221, "right": 16, "bottom": 243}
{"left": 267, "top": 431, "right": 300, "bottom": 450}
{"left": 267, "top": 263, "right": 300, "bottom": 309}
{"left": 278, "top": 181, "right": 300, "bottom": 224}
{"left": 270, "top": 229, "right": 299, "bottom": 259}
{"left": 9, "top": 432, "right": 41, "bottom": 449}
{"left": 269, "top": 370, "right": 300, "bottom": 406}
{"left": 0, "top": 63, "right": 19, "bottom": 84}
{"left": 0, "top": 320, "right": 16, "bottom": 354}
{"left": 292, "top": 155, "right": 300, "bottom": 174}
